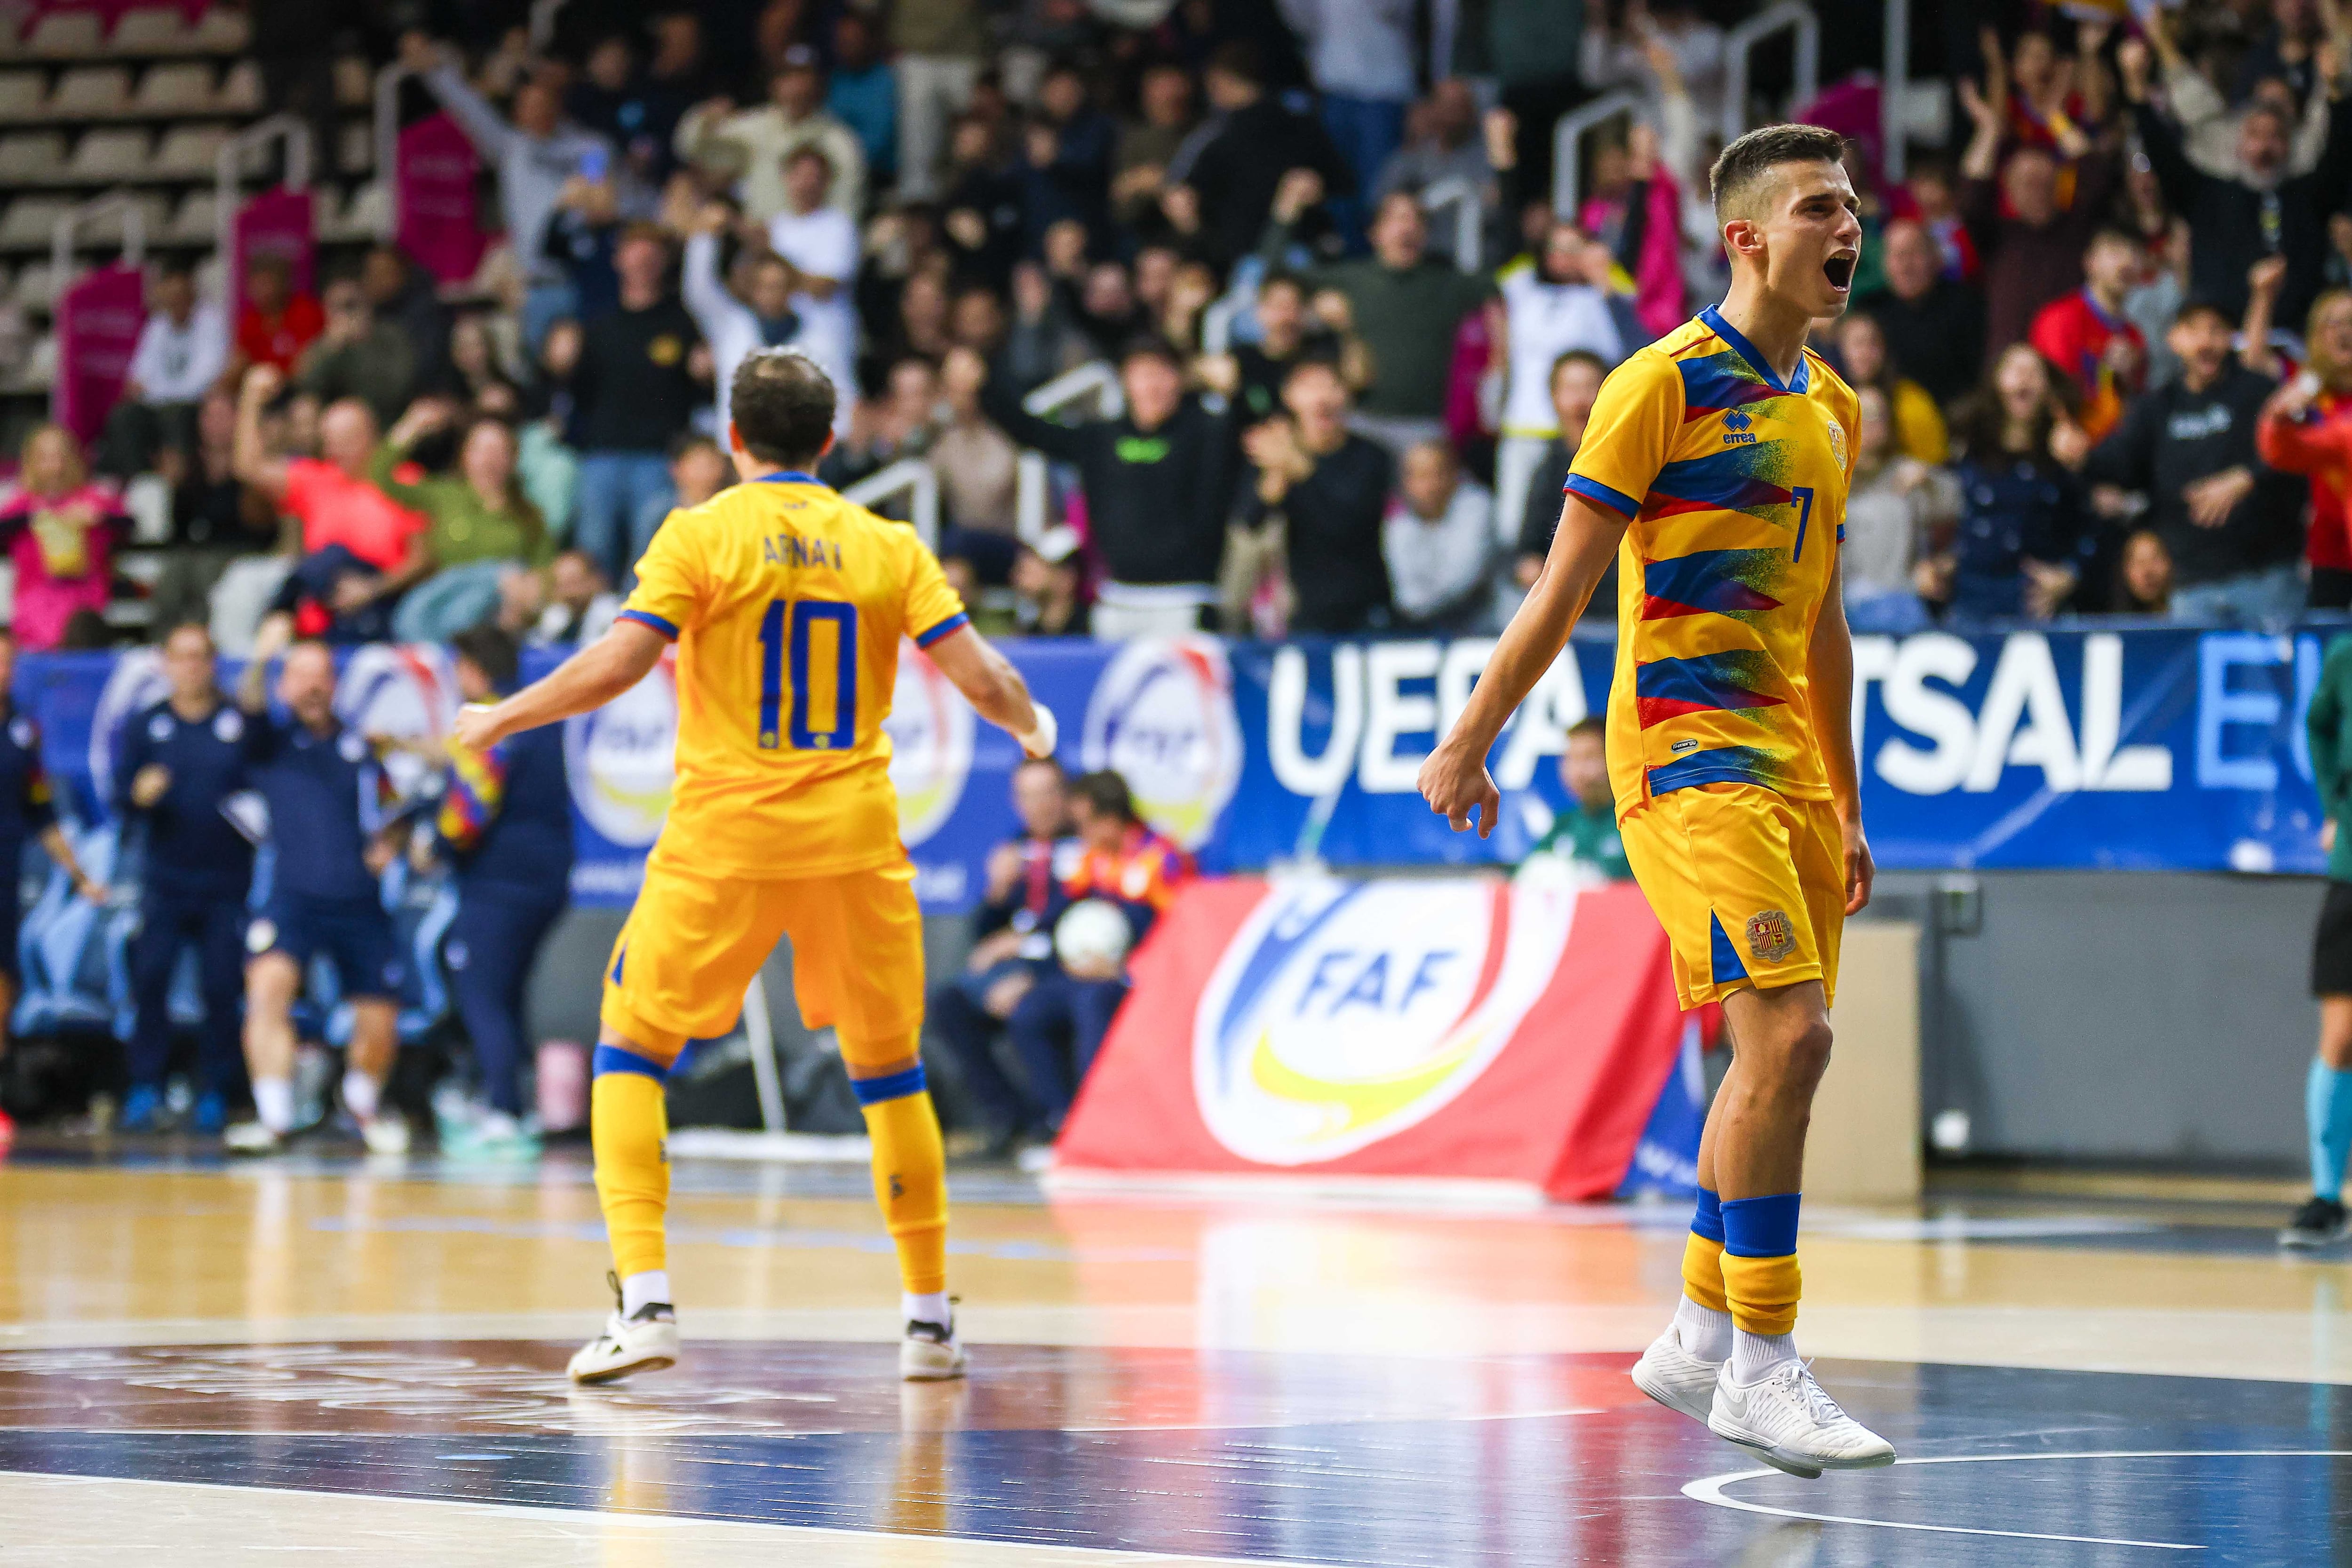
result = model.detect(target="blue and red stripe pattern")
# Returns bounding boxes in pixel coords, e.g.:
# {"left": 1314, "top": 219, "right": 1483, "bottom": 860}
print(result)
{"left": 1640, "top": 549, "right": 1785, "bottom": 621}
{"left": 1633, "top": 651, "right": 1788, "bottom": 729}
{"left": 914, "top": 611, "right": 970, "bottom": 649}
{"left": 620, "top": 608, "right": 679, "bottom": 640}
{"left": 1645, "top": 742, "right": 1780, "bottom": 796}
{"left": 1564, "top": 474, "right": 1641, "bottom": 520}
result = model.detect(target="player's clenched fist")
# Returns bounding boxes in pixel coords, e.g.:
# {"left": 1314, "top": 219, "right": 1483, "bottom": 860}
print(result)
{"left": 1417, "top": 735, "right": 1501, "bottom": 839}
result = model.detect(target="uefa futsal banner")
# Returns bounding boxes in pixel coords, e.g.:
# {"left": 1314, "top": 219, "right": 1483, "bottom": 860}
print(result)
{"left": 13, "top": 621, "right": 2349, "bottom": 909}
{"left": 1054, "top": 876, "right": 1708, "bottom": 1200}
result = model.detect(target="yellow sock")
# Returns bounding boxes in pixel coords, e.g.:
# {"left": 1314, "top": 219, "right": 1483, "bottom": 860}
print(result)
{"left": 854, "top": 1065, "right": 948, "bottom": 1296}
{"left": 1718, "top": 1252, "right": 1802, "bottom": 1336}
{"left": 591, "top": 1061, "right": 671, "bottom": 1281}
{"left": 1681, "top": 1232, "right": 1729, "bottom": 1314}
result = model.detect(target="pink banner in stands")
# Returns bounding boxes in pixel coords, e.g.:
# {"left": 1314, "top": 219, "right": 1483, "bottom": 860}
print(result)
{"left": 53, "top": 262, "right": 144, "bottom": 444}
{"left": 397, "top": 112, "right": 486, "bottom": 285}
{"left": 230, "top": 188, "right": 314, "bottom": 321}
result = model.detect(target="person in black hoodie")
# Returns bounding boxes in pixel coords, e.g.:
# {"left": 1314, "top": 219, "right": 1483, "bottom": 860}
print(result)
{"left": 964, "top": 335, "right": 1237, "bottom": 636}
{"left": 1163, "top": 41, "right": 1352, "bottom": 267}
{"left": 1240, "top": 358, "right": 1394, "bottom": 634}
{"left": 2083, "top": 296, "right": 2306, "bottom": 624}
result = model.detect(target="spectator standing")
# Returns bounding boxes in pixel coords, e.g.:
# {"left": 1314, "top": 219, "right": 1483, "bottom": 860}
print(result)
{"left": 1512, "top": 349, "right": 1608, "bottom": 589}
{"left": 233, "top": 255, "right": 323, "bottom": 378}
{"left": 1167, "top": 43, "right": 1352, "bottom": 266}
{"left": 430, "top": 626, "right": 572, "bottom": 1155}
{"left": 2119, "top": 34, "right": 2352, "bottom": 333}
{"left": 151, "top": 390, "right": 276, "bottom": 633}
{"left": 1110, "top": 64, "right": 1198, "bottom": 239}
{"left": 101, "top": 266, "right": 227, "bottom": 478}
{"left": 0, "top": 628, "right": 104, "bottom": 1144}
{"left": 1842, "top": 384, "right": 1959, "bottom": 632}
{"left": 1373, "top": 79, "right": 1494, "bottom": 225}
{"left": 2142, "top": 6, "right": 2338, "bottom": 180}
{"left": 1300, "top": 187, "right": 1496, "bottom": 449}
{"left": 766, "top": 148, "right": 864, "bottom": 408}
{"left": 1830, "top": 310, "right": 1949, "bottom": 464}
{"left": 1956, "top": 77, "right": 2120, "bottom": 359}
{"left": 891, "top": 0, "right": 986, "bottom": 201}
{"left": 969, "top": 339, "right": 1237, "bottom": 638}
{"left": 294, "top": 276, "right": 420, "bottom": 430}
{"left": 407, "top": 32, "right": 618, "bottom": 354}
{"left": 116, "top": 624, "right": 252, "bottom": 1136}
{"left": 1238, "top": 359, "right": 1395, "bottom": 635}
{"left": 2028, "top": 228, "right": 2150, "bottom": 442}
{"left": 0, "top": 425, "right": 127, "bottom": 650}
{"left": 2115, "top": 529, "right": 2175, "bottom": 614}
{"left": 827, "top": 11, "right": 898, "bottom": 185}
{"left": 1011, "top": 525, "right": 1091, "bottom": 637}
{"left": 1580, "top": 0, "right": 1726, "bottom": 127}
{"left": 675, "top": 48, "right": 867, "bottom": 223}
{"left": 932, "top": 346, "right": 1021, "bottom": 590}
{"left": 531, "top": 549, "right": 622, "bottom": 645}
{"left": 2085, "top": 299, "right": 2306, "bottom": 625}
{"left": 1524, "top": 718, "right": 1631, "bottom": 881}
{"left": 2258, "top": 287, "right": 2352, "bottom": 608}
{"left": 1495, "top": 223, "right": 1637, "bottom": 528}
{"left": 1004, "top": 770, "right": 1185, "bottom": 1136}
{"left": 226, "top": 623, "right": 409, "bottom": 1156}
{"left": 545, "top": 225, "right": 707, "bottom": 585}
{"left": 930, "top": 756, "right": 1076, "bottom": 1157}
{"left": 1279, "top": 0, "right": 1416, "bottom": 245}
{"left": 1384, "top": 439, "right": 1494, "bottom": 633}
{"left": 681, "top": 204, "right": 804, "bottom": 436}
{"left": 1932, "top": 343, "right": 2098, "bottom": 621}
{"left": 362, "top": 246, "right": 452, "bottom": 401}
{"left": 1857, "top": 219, "right": 1987, "bottom": 408}
{"left": 372, "top": 403, "right": 554, "bottom": 643}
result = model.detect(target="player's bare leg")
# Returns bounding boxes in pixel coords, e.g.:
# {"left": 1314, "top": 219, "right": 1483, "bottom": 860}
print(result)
{"left": 343, "top": 999, "right": 407, "bottom": 1155}
{"left": 571, "top": 1020, "right": 683, "bottom": 1384}
{"left": 845, "top": 1046, "right": 964, "bottom": 1381}
{"left": 225, "top": 953, "right": 301, "bottom": 1154}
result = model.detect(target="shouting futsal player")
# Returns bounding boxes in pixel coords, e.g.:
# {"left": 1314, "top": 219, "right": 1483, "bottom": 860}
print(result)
{"left": 1416, "top": 122, "right": 1896, "bottom": 1476}
{"left": 453, "top": 347, "right": 1058, "bottom": 1385}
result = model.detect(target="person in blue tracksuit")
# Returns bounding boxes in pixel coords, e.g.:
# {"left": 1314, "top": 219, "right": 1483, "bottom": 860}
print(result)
{"left": 116, "top": 623, "right": 257, "bottom": 1134}
{"left": 431, "top": 624, "right": 572, "bottom": 1152}
{"left": 0, "top": 627, "right": 107, "bottom": 1144}
{"left": 225, "top": 620, "right": 408, "bottom": 1155}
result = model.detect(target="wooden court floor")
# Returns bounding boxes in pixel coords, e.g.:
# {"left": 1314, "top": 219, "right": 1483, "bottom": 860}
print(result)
{"left": 0, "top": 1141, "right": 2345, "bottom": 1565}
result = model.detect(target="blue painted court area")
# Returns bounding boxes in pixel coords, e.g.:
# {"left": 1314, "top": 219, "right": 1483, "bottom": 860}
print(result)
{"left": 0, "top": 1343, "right": 2336, "bottom": 1564}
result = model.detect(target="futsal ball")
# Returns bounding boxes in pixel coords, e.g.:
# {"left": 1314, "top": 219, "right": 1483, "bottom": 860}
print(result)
{"left": 1054, "top": 898, "right": 1134, "bottom": 973}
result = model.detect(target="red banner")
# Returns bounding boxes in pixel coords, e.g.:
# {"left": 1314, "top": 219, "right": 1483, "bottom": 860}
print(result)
{"left": 397, "top": 112, "right": 485, "bottom": 285}
{"left": 230, "top": 188, "right": 314, "bottom": 321}
{"left": 53, "top": 262, "right": 144, "bottom": 444}
{"left": 1056, "top": 876, "right": 1704, "bottom": 1200}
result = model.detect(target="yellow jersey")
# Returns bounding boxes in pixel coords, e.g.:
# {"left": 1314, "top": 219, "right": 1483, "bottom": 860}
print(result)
{"left": 618, "top": 470, "right": 969, "bottom": 880}
{"left": 1563, "top": 306, "right": 1859, "bottom": 820}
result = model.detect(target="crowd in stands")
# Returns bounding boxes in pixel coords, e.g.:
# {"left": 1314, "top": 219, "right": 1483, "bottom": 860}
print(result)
{"left": 15, "top": 0, "right": 2352, "bottom": 659}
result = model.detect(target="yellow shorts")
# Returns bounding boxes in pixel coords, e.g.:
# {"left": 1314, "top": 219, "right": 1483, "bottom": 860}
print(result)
{"left": 1618, "top": 782, "right": 1846, "bottom": 1011}
{"left": 601, "top": 856, "right": 926, "bottom": 1067}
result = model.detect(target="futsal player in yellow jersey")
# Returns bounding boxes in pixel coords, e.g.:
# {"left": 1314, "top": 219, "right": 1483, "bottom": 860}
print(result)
{"left": 453, "top": 349, "right": 1057, "bottom": 1385}
{"left": 1420, "top": 124, "right": 1895, "bottom": 1477}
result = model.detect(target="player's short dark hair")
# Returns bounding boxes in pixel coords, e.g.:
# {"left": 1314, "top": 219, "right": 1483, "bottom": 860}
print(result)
{"left": 1550, "top": 348, "right": 1607, "bottom": 387}
{"left": 729, "top": 349, "right": 838, "bottom": 467}
{"left": 1709, "top": 123, "right": 1848, "bottom": 221}
{"left": 452, "top": 624, "right": 519, "bottom": 691}
{"left": 1071, "top": 769, "right": 1138, "bottom": 824}
{"left": 2174, "top": 296, "right": 2233, "bottom": 328}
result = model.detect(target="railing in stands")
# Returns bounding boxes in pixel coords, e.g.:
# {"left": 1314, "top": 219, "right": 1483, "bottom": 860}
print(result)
{"left": 1420, "top": 174, "right": 1482, "bottom": 273}
{"left": 214, "top": 112, "right": 312, "bottom": 269}
{"left": 529, "top": 0, "right": 571, "bottom": 51}
{"left": 1013, "top": 359, "right": 1120, "bottom": 543}
{"left": 48, "top": 188, "right": 145, "bottom": 429}
{"left": 373, "top": 61, "right": 420, "bottom": 241}
{"left": 1882, "top": 0, "right": 1910, "bottom": 181}
{"left": 841, "top": 456, "right": 941, "bottom": 550}
{"left": 1551, "top": 88, "right": 1645, "bottom": 217}
{"left": 1721, "top": 0, "right": 1820, "bottom": 150}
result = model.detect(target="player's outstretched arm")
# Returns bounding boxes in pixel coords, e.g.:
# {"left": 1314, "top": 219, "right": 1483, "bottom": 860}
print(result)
{"left": 927, "top": 624, "right": 1058, "bottom": 760}
{"left": 453, "top": 619, "right": 668, "bottom": 751}
{"left": 1808, "top": 553, "right": 1874, "bottom": 915}
{"left": 1417, "top": 490, "right": 1628, "bottom": 837}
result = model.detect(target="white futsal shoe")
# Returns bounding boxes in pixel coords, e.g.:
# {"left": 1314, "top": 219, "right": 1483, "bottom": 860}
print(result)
{"left": 1630, "top": 1326, "right": 1722, "bottom": 1425}
{"left": 222, "top": 1119, "right": 284, "bottom": 1155}
{"left": 358, "top": 1113, "right": 411, "bottom": 1156}
{"left": 1707, "top": 1360, "right": 1896, "bottom": 1478}
{"left": 901, "top": 1312, "right": 967, "bottom": 1381}
{"left": 568, "top": 1302, "right": 681, "bottom": 1385}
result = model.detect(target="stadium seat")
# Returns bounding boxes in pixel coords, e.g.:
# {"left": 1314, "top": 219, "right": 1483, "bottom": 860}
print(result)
{"left": 213, "top": 58, "right": 257, "bottom": 114}
{"left": 10, "top": 260, "right": 57, "bottom": 314}
{"left": 165, "top": 187, "right": 215, "bottom": 245}
{"left": 64, "top": 128, "right": 153, "bottom": 183}
{"left": 24, "top": 11, "right": 104, "bottom": 60}
{"left": 0, "top": 71, "right": 44, "bottom": 121}
{"left": 16, "top": 331, "right": 53, "bottom": 389}
{"left": 110, "top": 6, "right": 188, "bottom": 55}
{"left": 0, "top": 196, "right": 72, "bottom": 250}
{"left": 154, "top": 123, "right": 228, "bottom": 178}
{"left": 48, "top": 65, "right": 130, "bottom": 119}
{"left": 133, "top": 62, "right": 216, "bottom": 117}
{"left": 0, "top": 132, "right": 65, "bottom": 184}
{"left": 184, "top": 8, "right": 250, "bottom": 54}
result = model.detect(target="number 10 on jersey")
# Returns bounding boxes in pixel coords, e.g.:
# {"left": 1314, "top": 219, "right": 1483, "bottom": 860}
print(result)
{"left": 756, "top": 599, "right": 857, "bottom": 750}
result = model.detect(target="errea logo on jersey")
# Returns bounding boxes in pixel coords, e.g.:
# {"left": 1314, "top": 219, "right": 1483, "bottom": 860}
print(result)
{"left": 1722, "top": 408, "right": 1756, "bottom": 445}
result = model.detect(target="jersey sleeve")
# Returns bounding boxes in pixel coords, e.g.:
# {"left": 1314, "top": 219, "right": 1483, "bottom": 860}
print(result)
{"left": 902, "top": 535, "right": 970, "bottom": 650}
{"left": 1564, "top": 351, "right": 1682, "bottom": 520}
{"left": 618, "top": 511, "right": 702, "bottom": 640}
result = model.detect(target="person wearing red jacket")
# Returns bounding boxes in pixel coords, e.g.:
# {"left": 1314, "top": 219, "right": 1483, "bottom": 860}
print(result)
{"left": 2028, "top": 229, "right": 2148, "bottom": 441}
{"left": 2255, "top": 288, "right": 2352, "bottom": 608}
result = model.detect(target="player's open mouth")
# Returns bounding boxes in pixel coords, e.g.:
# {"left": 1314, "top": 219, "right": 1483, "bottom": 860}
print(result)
{"left": 1824, "top": 252, "right": 1857, "bottom": 293}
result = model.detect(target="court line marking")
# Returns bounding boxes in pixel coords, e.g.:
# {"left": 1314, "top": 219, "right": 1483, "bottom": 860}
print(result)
{"left": 1685, "top": 1448, "right": 2352, "bottom": 1552}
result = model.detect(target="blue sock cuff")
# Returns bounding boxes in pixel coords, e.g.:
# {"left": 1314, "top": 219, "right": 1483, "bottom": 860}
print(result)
{"left": 2309, "top": 1058, "right": 2352, "bottom": 1200}
{"left": 1691, "top": 1187, "right": 1725, "bottom": 1244}
{"left": 593, "top": 1044, "right": 672, "bottom": 1081}
{"left": 852, "top": 1064, "right": 928, "bottom": 1106}
{"left": 1721, "top": 1192, "right": 1802, "bottom": 1258}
